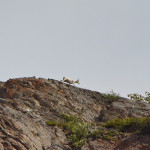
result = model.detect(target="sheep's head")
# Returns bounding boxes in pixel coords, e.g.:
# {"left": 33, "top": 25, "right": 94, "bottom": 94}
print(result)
{"left": 75, "top": 79, "right": 80, "bottom": 84}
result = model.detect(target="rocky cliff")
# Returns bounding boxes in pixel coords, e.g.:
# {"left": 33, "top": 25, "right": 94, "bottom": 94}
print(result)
{"left": 0, "top": 77, "right": 150, "bottom": 150}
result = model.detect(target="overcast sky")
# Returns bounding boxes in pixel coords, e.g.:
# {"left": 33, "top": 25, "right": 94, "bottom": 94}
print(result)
{"left": 0, "top": 1, "right": 150, "bottom": 97}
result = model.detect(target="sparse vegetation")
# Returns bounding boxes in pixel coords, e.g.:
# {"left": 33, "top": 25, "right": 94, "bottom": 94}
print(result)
{"left": 45, "top": 90, "right": 150, "bottom": 149}
{"left": 101, "top": 90, "right": 120, "bottom": 104}
{"left": 128, "top": 92, "right": 150, "bottom": 103}
{"left": 46, "top": 116, "right": 150, "bottom": 149}
{"left": 90, "top": 128, "right": 119, "bottom": 141}
{"left": 45, "top": 120, "right": 59, "bottom": 126}
{"left": 59, "top": 113, "right": 90, "bottom": 149}
{"left": 46, "top": 114, "right": 90, "bottom": 149}
{"left": 46, "top": 114, "right": 121, "bottom": 149}
{"left": 103, "top": 117, "right": 150, "bottom": 134}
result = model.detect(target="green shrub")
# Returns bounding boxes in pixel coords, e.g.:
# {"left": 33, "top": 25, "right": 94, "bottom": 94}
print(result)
{"left": 136, "top": 117, "right": 150, "bottom": 134}
{"left": 128, "top": 92, "right": 150, "bottom": 103}
{"left": 90, "top": 130, "right": 103, "bottom": 139}
{"left": 46, "top": 114, "right": 90, "bottom": 149}
{"left": 145, "top": 92, "right": 150, "bottom": 102}
{"left": 101, "top": 90, "right": 120, "bottom": 104}
{"left": 90, "top": 129, "right": 119, "bottom": 141}
{"left": 60, "top": 113, "right": 81, "bottom": 123}
{"left": 45, "top": 120, "right": 59, "bottom": 126}
{"left": 60, "top": 114, "right": 90, "bottom": 149}
{"left": 127, "top": 93, "right": 144, "bottom": 102}
{"left": 103, "top": 117, "right": 137, "bottom": 132}
{"left": 103, "top": 117, "right": 150, "bottom": 134}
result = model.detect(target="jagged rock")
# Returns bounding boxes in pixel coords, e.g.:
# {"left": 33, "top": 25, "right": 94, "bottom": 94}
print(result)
{"left": 0, "top": 77, "right": 149, "bottom": 150}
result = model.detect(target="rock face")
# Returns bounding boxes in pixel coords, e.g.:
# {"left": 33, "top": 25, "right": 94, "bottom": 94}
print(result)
{"left": 0, "top": 77, "right": 150, "bottom": 150}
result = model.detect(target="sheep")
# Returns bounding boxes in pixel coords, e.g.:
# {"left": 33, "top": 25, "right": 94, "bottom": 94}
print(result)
{"left": 61, "top": 77, "right": 80, "bottom": 85}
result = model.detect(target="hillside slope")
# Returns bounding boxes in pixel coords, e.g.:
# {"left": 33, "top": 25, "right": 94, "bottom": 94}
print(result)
{"left": 0, "top": 77, "right": 150, "bottom": 150}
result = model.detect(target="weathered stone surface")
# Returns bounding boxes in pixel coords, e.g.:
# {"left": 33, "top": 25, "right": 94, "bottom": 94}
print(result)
{"left": 0, "top": 77, "right": 149, "bottom": 150}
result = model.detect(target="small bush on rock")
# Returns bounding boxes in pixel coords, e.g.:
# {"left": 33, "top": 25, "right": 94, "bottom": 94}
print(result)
{"left": 103, "top": 117, "right": 150, "bottom": 134}
{"left": 46, "top": 114, "right": 90, "bottom": 149}
{"left": 102, "top": 90, "right": 120, "bottom": 104}
{"left": 128, "top": 92, "right": 150, "bottom": 103}
{"left": 60, "top": 114, "right": 90, "bottom": 149}
{"left": 90, "top": 128, "right": 119, "bottom": 141}
{"left": 45, "top": 120, "right": 59, "bottom": 126}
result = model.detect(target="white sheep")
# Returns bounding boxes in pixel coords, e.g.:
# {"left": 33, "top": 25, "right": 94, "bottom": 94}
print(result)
{"left": 61, "top": 77, "right": 80, "bottom": 85}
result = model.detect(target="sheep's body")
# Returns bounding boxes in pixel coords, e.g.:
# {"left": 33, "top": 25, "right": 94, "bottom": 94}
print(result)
{"left": 61, "top": 77, "right": 80, "bottom": 85}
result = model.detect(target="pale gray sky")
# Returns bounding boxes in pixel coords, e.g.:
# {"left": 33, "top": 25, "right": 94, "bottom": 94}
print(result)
{"left": 0, "top": 1, "right": 150, "bottom": 97}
